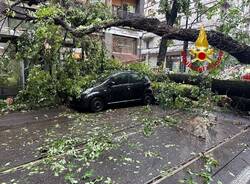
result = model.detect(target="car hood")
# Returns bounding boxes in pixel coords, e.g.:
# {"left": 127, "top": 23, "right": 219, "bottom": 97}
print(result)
{"left": 82, "top": 84, "right": 104, "bottom": 95}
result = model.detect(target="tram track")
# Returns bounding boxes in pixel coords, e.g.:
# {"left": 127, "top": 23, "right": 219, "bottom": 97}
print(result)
{"left": 0, "top": 110, "right": 181, "bottom": 176}
{"left": 145, "top": 125, "right": 250, "bottom": 184}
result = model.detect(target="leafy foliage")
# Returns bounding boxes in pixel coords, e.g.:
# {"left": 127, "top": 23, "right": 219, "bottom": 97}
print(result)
{"left": 35, "top": 113, "right": 120, "bottom": 184}
{"left": 2, "top": 0, "right": 113, "bottom": 109}
{"left": 16, "top": 66, "right": 57, "bottom": 108}
{"left": 153, "top": 82, "right": 200, "bottom": 109}
{"left": 0, "top": 100, "right": 7, "bottom": 112}
{"left": 205, "top": 0, "right": 250, "bottom": 69}
{"left": 66, "top": 2, "right": 112, "bottom": 28}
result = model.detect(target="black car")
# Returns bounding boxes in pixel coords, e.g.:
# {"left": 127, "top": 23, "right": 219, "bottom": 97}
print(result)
{"left": 73, "top": 71, "right": 154, "bottom": 112}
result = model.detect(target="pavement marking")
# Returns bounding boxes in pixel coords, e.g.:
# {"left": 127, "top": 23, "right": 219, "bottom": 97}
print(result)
{"left": 231, "top": 166, "right": 250, "bottom": 184}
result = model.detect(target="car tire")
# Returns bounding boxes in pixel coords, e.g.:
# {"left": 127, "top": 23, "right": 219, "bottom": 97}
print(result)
{"left": 90, "top": 97, "right": 104, "bottom": 112}
{"left": 143, "top": 93, "right": 154, "bottom": 105}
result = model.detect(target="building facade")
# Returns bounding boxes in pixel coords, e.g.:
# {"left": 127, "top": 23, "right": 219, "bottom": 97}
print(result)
{"left": 104, "top": 0, "right": 145, "bottom": 63}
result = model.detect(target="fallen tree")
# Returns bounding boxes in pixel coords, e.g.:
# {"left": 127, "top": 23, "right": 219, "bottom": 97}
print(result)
{"left": 229, "top": 96, "right": 250, "bottom": 111}
{"left": 1, "top": 1, "right": 250, "bottom": 64}
{"left": 1, "top": 0, "right": 250, "bottom": 110}
{"left": 211, "top": 79, "right": 250, "bottom": 99}
{"left": 165, "top": 73, "right": 250, "bottom": 98}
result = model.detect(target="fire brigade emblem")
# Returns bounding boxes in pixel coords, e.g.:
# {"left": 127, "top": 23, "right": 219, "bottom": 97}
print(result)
{"left": 181, "top": 26, "right": 224, "bottom": 73}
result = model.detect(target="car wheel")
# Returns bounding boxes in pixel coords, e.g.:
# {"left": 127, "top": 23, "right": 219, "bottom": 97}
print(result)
{"left": 143, "top": 93, "right": 154, "bottom": 105}
{"left": 90, "top": 97, "right": 104, "bottom": 112}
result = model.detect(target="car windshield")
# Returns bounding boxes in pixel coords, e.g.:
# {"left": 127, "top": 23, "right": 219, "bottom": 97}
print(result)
{"left": 95, "top": 76, "right": 110, "bottom": 85}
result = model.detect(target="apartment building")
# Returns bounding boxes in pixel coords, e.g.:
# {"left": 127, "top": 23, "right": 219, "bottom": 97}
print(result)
{"left": 104, "top": 0, "right": 145, "bottom": 63}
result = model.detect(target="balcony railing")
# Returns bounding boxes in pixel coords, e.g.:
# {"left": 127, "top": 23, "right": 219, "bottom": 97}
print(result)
{"left": 113, "top": 9, "right": 141, "bottom": 19}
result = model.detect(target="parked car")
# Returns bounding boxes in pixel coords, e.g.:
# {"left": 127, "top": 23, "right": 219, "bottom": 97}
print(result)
{"left": 72, "top": 71, "right": 154, "bottom": 112}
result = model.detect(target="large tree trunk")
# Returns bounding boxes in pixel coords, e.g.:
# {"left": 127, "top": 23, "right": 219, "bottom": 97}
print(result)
{"left": 157, "top": 0, "right": 178, "bottom": 66}
{"left": 80, "top": 18, "right": 250, "bottom": 64}
{"left": 229, "top": 96, "right": 250, "bottom": 111}
{"left": 165, "top": 73, "right": 250, "bottom": 99}
{"left": 166, "top": 73, "right": 205, "bottom": 86}
{"left": 157, "top": 38, "right": 169, "bottom": 66}
{"left": 164, "top": 73, "right": 250, "bottom": 110}
{"left": 211, "top": 79, "right": 250, "bottom": 98}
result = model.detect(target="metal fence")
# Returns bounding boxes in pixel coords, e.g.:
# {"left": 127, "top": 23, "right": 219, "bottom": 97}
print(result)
{"left": 114, "top": 10, "right": 141, "bottom": 19}
{"left": 0, "top": 86, "right": 19, "bottom": 99}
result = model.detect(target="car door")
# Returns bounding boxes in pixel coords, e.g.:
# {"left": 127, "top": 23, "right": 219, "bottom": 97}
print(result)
{"left": 128, "top": 73, "right": 145, "bottom": 100}
{"left": 109, "top": 73, "right": 130, "bottom": 103}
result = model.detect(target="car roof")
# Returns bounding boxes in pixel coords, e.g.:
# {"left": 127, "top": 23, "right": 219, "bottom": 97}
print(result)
{"left": 111, "top": 71, "right": 139, "bottom": 76}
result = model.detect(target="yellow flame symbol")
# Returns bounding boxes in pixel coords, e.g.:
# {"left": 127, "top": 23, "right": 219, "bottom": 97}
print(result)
{"left": 190, "top": 26, "right": 214, "bottom": 64}
{"left": 195, "top": 26, "right": 209, "bottom": 48}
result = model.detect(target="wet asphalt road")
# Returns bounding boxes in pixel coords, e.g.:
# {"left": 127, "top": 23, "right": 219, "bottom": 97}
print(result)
{"left": 0, "top": 105, "right": 250, "bottom": 184}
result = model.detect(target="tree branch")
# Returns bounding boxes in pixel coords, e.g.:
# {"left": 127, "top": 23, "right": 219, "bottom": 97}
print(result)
{"left": 2, "top": 2, "right": 250, "bottom": 64}
{"left": 167, "top": 0, "right": 178, "bottom": 26}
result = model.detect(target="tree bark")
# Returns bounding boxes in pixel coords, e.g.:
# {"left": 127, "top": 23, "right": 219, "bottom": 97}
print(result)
{"left": 211, "top": 79, "right": 250, "bottom": 98}
{"left": 157, "top": 38, "right": 168, "bottom": 66}
{"left": 166, "top": 73, "right": 205, "bottom": 86}
{"left": 229, "top": 96, "right": 250, "bottom": 111}
{"left": 157, "top": 0, "right": 179, "bottom": 66}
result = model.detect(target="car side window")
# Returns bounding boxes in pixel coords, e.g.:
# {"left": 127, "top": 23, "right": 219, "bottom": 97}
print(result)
{"left": 112, "top": 73, "right": 129, "bottom": 85}
{"left": 129, "top": 73, "right": 143, "bottom": 83}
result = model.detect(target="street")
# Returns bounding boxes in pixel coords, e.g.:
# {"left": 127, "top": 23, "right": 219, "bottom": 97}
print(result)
{"left": 0, "top": 105, "right": 249, "bottom": 184}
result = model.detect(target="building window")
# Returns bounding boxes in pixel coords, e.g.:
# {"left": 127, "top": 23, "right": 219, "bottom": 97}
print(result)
{"left": 112, "top": 35, "right": 137, "bottom": 55}
{"left": 112, "top": 0, "right": 136, "bottom": 14}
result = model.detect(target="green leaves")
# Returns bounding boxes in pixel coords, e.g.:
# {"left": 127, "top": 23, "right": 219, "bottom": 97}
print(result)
{"left": 153, "top": 82, "right": 200, "bottom": 109}
{"left": 206, "top": 0, "right": 250, "bottom": 45}
{"left": 0, "top": 55, "right": 20, "bottom": 87}
{"left": 68, "top": 2, "right": 112, "bottom": 27}
{"left": 16, "top": 66, "right": 57, "bottom": 108}
{"left": 82, "top": 169, "right": 94, "bottom": 180}
{"left": 35, "top": 5, "right": 63, "bottom": 19}
{"left": 38, "top": 125, "right": 116, "bottom": 184}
